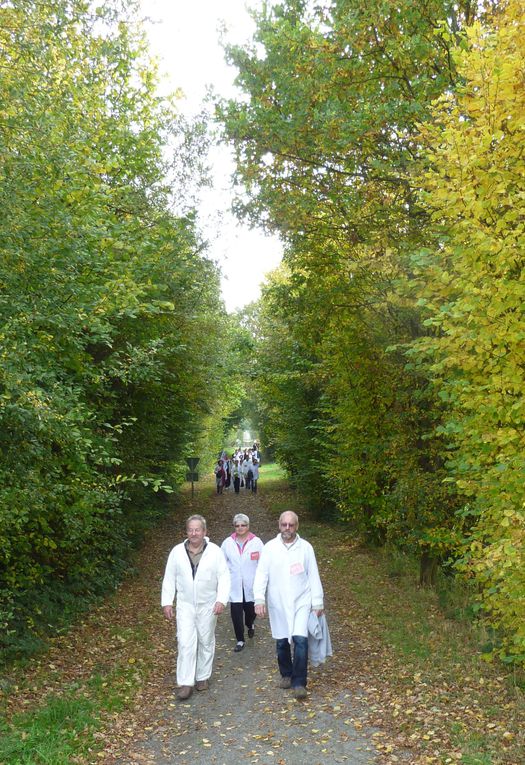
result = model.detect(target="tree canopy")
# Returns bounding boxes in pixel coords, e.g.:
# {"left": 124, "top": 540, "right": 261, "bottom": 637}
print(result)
{"left": 0, "top": 0, "right": 238, "bottom": 660}
{"left": 219, "top": 0, "right": 525, "bottom": 661}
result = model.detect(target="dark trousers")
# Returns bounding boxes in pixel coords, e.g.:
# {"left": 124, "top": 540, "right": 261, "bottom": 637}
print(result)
{"left": 230, "top": 596, "right": 255, "bottom": 642}
{"left": 251, "top": 479, "right": 258, "bottom": 494}
{"left": 276, "top": 635, "right": 309, "bottom": 688}
{"left": 233, "top": 475, "right": 240, "bottom": 493}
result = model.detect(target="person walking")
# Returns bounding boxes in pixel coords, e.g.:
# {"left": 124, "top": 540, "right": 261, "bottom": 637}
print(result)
{"left": 238, "top": 454, "right": 245, "bottom": 489}
{"left": 250, "top": 458, "right": 260, "bottom": 493}
{"left": 253, "top": 511, "right": 324, "bottom": 699}
{"left": 243, "top": 456, "right": 253, "bottom": 491}
{"left": 224, "top": 454, "right": 232, "bottom": 490}
{"left": 232, "top": 458, "right": 242, "bottom": 494}
{"left": 161, "top": 514, "right": 230, "bottom": 700}
{"left": 214, "top": 459, "right": 226, "bottom": 494}
{"left": 221, "top": 514, "right": 263, "bottom": 652}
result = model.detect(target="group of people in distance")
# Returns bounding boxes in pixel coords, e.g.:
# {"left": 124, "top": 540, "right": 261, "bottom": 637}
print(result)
{"left": 214, "top": 443, "right": 261, "bottom": 494}
{"left": 161, "top": 510, "right": 331, "bottom": 701}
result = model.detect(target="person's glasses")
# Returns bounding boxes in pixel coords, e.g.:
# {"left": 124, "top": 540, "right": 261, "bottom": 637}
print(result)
{"left": 235, "top": 523, "right": 248, "bottom": 527}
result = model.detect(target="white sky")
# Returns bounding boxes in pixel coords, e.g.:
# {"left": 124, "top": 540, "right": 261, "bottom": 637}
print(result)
{"left": 139, "top": 0, "right": 283, "bottom": 313}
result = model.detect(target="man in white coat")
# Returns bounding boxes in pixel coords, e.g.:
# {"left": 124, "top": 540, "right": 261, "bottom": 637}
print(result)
{"left": 254, "top": 511, "right": 324, "bottom": 699}
{"left": 221, "top": 513, "right": 264, "bottom": 652}
{"left": 161, "top": 514, "right": 230, "bottom": 700}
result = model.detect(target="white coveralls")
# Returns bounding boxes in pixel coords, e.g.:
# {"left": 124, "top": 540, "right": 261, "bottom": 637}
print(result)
{"left": 161, "top": 538, "right": 230, "bottom": 686}
{"left": 253, "top": 533, "right": 324, "bottom": 641}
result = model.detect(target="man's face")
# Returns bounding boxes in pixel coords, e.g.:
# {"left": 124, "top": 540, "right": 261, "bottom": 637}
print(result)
{"left": 187, "top": 521, "right": 205, "bottom": 545}
{"left": 279, "top": 514, "right": 298, "bottom": 542}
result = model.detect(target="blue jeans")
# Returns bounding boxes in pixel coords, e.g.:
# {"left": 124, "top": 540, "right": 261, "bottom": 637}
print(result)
{"left": 276, "top": 636, "right": 308, "bottom": 688}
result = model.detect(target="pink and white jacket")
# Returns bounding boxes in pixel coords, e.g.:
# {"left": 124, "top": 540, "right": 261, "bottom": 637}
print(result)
{"left": 221, "top": 532, "right": 264, "bottom": 602}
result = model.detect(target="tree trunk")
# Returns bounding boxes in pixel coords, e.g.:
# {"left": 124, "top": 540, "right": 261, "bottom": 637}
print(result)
{"left": 419, "top": 551, "right": 439, "bottom": 587}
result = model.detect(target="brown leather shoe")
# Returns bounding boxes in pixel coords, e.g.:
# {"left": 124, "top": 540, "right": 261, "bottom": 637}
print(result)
{"left": 177, "top": 685, "right": 193, "bottom": 700}
{"left": 195, "top": 679, "right": 208, "bottom": 691}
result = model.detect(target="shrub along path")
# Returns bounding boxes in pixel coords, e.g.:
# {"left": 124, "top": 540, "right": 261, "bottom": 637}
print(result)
{"left": 1, "top": 473, "right": 523, "bottom": 764}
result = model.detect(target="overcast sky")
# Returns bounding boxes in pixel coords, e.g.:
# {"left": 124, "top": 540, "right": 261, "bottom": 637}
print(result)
{"left": 139, "top": 0, "right": 283, "bottom": 313}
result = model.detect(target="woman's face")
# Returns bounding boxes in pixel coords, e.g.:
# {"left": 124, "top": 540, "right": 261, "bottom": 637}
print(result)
{"left": 234, "top": 520, "right": 249, "bottom": 537}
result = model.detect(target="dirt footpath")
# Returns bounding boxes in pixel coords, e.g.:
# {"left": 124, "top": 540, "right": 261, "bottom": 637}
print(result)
{"left": 119, "top": 483, "right": 381, "bottom": 765}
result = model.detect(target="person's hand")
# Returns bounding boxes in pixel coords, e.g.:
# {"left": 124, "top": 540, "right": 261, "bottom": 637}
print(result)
{"left": 213, "top": 602, "right": 225, "bottom": 615}
{"left": 163, "top": 605, "right": 174, "bottom": 621}
{"left": 313, "top": 608, "right": 324, "bottom": 617}
{"left": 255, "top": 603, "right": 266, "bottom": 617}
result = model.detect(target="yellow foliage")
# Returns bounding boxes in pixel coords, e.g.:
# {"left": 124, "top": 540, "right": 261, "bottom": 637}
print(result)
{"left": 414, "top": 0, "right": 525, "bottom": 660}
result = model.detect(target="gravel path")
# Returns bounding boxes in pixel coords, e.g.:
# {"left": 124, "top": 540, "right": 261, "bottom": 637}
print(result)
{"left": 121, "top": 483, "right": 380, "bottom": 765}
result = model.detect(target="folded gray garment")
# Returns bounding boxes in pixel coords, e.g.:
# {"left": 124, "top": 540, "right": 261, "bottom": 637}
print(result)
{"left": 308, "top": 611, "right": 333, "bottom": 666}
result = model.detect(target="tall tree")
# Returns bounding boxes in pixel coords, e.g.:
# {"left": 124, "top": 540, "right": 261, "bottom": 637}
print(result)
{"left": 410, "top": 0, "right": 525, "bottom": 660}
{"left": 0, "top": 0, "right": 233, "bottom": 659}
{"left": 219, "top": 0, "right": 470, "bottom": 561}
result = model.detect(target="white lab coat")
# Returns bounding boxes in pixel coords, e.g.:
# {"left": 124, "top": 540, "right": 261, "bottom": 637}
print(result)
{"left": 253, "top": 534, "right": 324, "bottom": 641}
{"left": 221, "top": 533, "right": 264, "bottom": 602}
{"left": 161, "top": 538, "right": 230, "bottom": 686}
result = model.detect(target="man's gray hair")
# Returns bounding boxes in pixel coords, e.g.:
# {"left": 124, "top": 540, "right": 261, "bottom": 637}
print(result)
{"left": 233, "top": 513, "right": 250, "bottom": 526}
{"left": 186, "top": 514, "right": 206, "bottom": 530}
{"left": 279, "top": 510, "right": 299, "bottom": 526}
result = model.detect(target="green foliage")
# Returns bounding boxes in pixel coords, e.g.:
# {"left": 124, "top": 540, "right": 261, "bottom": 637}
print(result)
{"left": 219, "top": 0, "right": 468, "bottom": 538}
{"left": 409, "top": 0, "right": 525, "bottom": 660}
{"left": 254, "top": 266, "right": 335, "bottom": 515}
{"left": 220, "top": 0, "right": 525, "bottom": 660}
{"left": 0, "top": 0, "right": 234, "bottom": 661}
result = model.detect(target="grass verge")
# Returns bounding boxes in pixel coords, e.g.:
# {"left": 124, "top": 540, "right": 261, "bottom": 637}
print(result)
{"left": 0, "top": 661, "right": 145, "bottom": 765}
{"left": 0, "top": 665, "right": 140, "bottom": 765}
